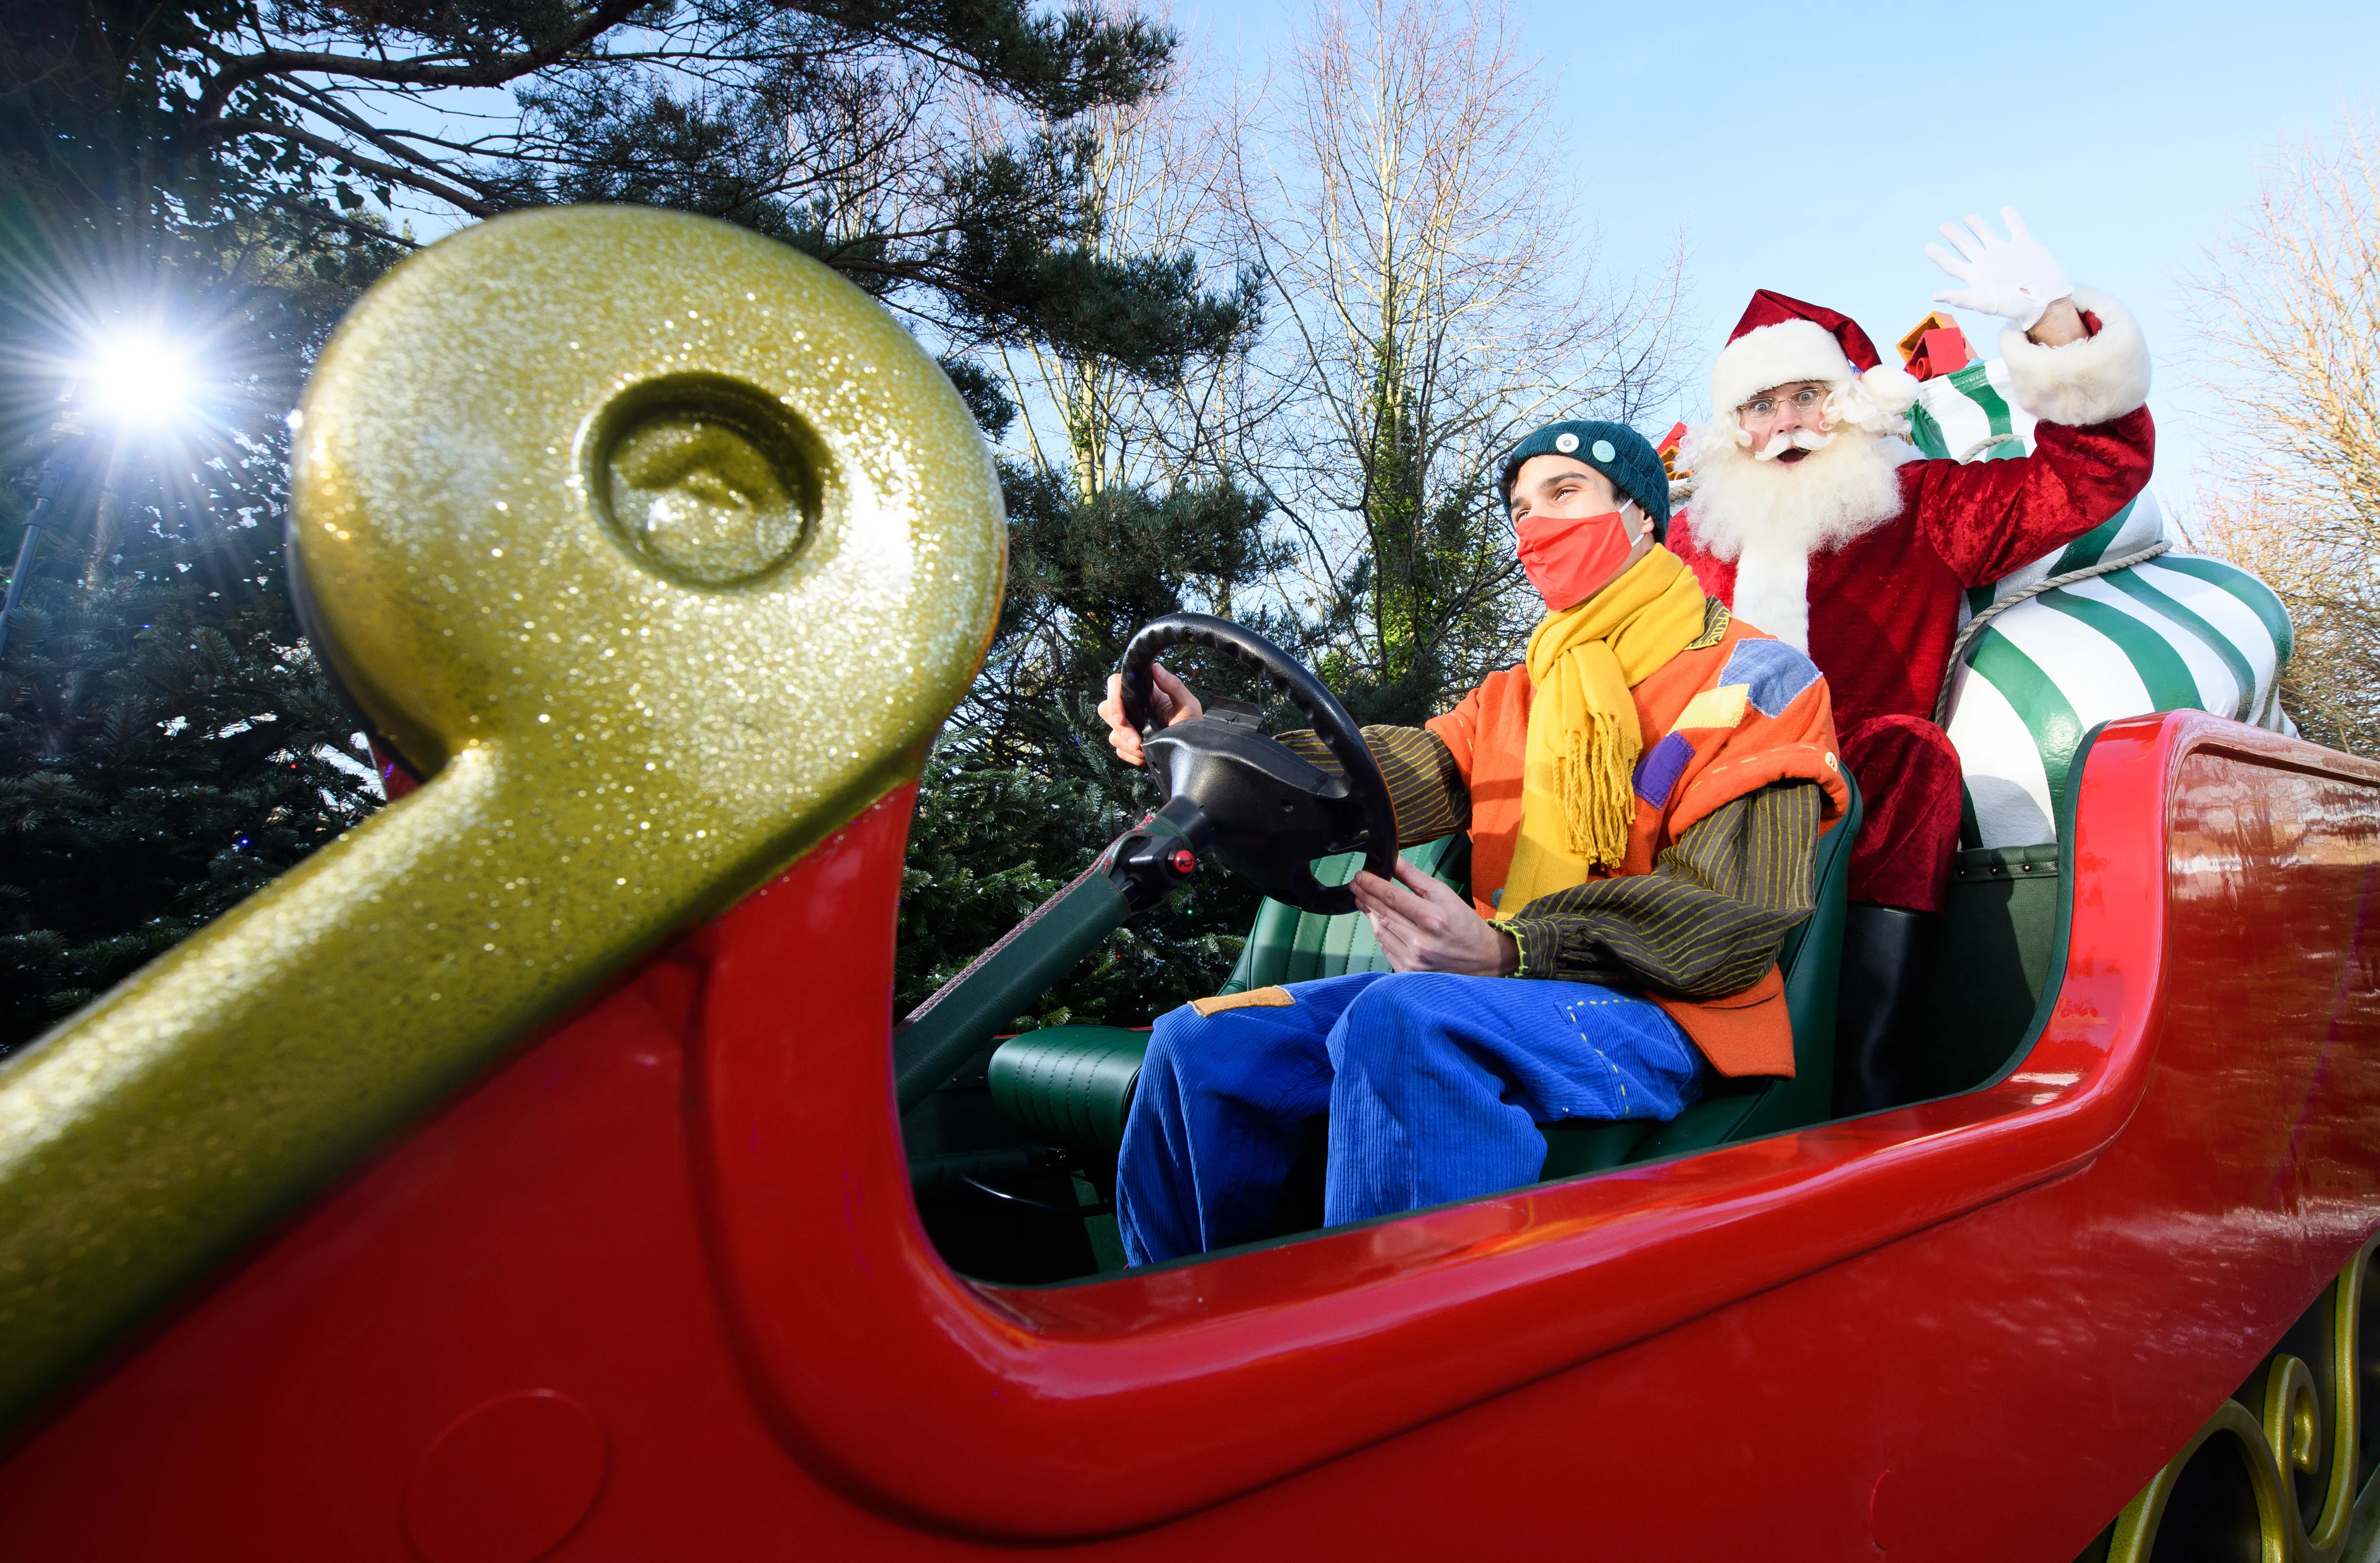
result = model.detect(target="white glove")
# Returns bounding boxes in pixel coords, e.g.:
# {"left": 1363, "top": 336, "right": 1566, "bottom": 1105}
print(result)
{"left": 1925, "top": 207, "right": 2071, "bottom": 332}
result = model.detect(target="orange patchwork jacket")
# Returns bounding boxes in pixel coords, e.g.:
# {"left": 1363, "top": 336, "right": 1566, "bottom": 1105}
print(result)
{"left": 1426, "top": 605, "right": 1848, "bottom": 1077}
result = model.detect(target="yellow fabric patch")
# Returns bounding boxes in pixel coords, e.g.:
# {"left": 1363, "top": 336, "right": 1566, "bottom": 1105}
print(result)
{"left": 1672, "top": 683, "right": 1750, "bottom": 732}
{"left": 1190, "top": 986, "right": 1295, "bottom": 1017}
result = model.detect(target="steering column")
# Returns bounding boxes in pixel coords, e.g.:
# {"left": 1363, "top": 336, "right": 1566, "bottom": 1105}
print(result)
{"left": 890, "top": 614, "right": 1397, "bottom": 1114}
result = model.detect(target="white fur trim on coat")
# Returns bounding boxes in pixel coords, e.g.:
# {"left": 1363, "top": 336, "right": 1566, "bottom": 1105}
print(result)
{"left": 1731, "top": 531, "right": 1812, "bottom": 653}
{"left": 1710, "top": 319, "right": 1855, "bottom": 414}
{"left": 1998, "top": 285, "right": 2150, "bottom": 428}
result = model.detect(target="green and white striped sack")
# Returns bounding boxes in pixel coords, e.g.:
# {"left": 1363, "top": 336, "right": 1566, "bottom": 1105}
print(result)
{"left": 1911, "top": 365, "right": 2295, "bottom": 850}
{"left": 1904, "top": 357, "right": 2036, "bottom": 466}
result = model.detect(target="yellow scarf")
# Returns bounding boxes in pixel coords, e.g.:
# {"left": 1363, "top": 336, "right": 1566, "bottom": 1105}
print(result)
{"left": 1500, "top": 545, "right": 1709, "bottom": 913}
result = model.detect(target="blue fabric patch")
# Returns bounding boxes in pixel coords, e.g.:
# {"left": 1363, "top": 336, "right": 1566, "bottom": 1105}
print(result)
{"left": 1633, "top": 730, "right": 1693, "bottom": 805}
{"left": 1718, "top": 637, "right": 1822, "bottom": 718}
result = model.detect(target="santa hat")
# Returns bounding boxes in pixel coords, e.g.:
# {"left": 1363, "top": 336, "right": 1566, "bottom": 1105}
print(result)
{"left": 1710, "top": 290, "right": 1921, "bottom": 421}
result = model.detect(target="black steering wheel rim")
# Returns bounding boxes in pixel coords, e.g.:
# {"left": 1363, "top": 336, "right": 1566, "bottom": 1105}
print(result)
{"left": 1118, "top": 613, "right": 1398, "bottom": 914}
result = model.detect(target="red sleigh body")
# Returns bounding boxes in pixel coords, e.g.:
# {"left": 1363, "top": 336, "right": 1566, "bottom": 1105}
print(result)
{"left": 4, "top": 709, "right": 2376, "bottom": 1561}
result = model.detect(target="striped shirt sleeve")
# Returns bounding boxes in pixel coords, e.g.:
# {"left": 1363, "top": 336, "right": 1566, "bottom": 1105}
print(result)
{"left": 1276, "top": 725, "right": 1469, "bottom": 847}
{"left": 1501, "top": 780, "right": 1822, "bottom": 997}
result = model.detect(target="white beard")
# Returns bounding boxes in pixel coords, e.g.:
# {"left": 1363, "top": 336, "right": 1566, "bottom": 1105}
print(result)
{"left": 1680, "top": 420, "right": 1919, "bottom": 652}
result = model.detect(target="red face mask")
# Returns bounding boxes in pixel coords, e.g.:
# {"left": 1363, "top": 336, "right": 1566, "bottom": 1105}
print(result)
{"left": 1515, "top": 506, "right": 1638, "bottom": 612}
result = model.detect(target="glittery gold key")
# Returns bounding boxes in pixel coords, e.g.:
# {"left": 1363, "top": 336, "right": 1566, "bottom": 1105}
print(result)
{"left": 0, "top": 207, "right": 1006, "bottom": 1427}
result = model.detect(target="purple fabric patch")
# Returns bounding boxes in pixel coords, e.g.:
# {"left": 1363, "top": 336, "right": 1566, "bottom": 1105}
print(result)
{"left": 1633, "top": 730, "right": 1693, "bottom": 806}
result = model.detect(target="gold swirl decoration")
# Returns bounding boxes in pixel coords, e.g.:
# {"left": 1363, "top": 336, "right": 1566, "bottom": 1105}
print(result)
{"left": 2094, "top": 1234, "right": 2380, "bottom": 1562}
{"left": 0, "top": 206, "right": 1005, "bottom": 1428}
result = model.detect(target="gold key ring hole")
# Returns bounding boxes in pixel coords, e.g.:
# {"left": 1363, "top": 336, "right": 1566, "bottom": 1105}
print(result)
{"left": 586, "top": 372, "right": 826, "bottom": 587}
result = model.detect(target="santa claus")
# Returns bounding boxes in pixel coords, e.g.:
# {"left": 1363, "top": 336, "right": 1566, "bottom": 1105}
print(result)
{"left": 1667, "top": 209, "right": 2154, "bottom": 1112}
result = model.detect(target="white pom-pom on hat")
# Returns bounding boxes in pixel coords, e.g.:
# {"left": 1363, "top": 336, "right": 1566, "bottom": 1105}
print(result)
{"left": 1859, "top": 361, "right": 1921, "bottom": 416}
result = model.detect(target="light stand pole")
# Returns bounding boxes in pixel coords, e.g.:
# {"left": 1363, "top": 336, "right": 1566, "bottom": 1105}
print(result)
{"left": 0, "top": 392, "right": 94, "bottom": 661}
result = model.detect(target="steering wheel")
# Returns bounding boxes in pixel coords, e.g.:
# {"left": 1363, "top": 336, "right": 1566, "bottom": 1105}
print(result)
{"left": 1118, "top": 613, "right": 1398, "bottom": 915}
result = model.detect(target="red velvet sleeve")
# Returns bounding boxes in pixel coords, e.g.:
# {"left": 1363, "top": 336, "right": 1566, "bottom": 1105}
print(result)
{"left": 1901, "top": 405, "right": 2156, "bottom": 589}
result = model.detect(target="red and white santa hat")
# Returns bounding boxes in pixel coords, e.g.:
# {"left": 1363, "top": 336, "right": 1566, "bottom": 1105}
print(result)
{"left": 1710, "top": 290, "right": 1921, "bottom": 422}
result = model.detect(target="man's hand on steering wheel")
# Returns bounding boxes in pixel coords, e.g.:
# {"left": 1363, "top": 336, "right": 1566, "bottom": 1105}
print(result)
{"left": 1100, "top": 663, "right": 1202, "bottom": 768}
{"left": 1352, "top": 861, "right": 1520, "bottom": 977}
{"left": 1109, "top": 612, "right": 1396, "bottom": 914}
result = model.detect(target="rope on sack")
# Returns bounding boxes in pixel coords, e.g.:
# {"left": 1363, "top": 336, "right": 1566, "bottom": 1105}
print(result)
{"left": 1931, "top": 539, "right": 2172, "bottom": 724}
{"left": 1953, "top": 432, "right": 2029, "bottom": 463}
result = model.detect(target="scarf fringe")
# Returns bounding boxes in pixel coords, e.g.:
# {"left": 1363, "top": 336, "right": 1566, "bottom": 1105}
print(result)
{"left": 1555, "top": 709, "right": 1635, "bottom": 870}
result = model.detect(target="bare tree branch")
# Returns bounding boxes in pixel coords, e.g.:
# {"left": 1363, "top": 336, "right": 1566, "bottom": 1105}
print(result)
{"left": 1220, "top": 0, "right": 1684, "bottom": 708}
{"left": 188, "top": 5, "right": 647, "bottom": 126}
{"left": 2185, "top": 112, "right": 2380, "bottom": 753}
{"left": 203, "top": 116, "right": 503, "bottom": 217}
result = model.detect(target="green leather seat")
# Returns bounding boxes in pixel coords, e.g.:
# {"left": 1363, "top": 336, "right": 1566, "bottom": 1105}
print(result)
{"left": 988, "top": 780, "right": 1861, "bottom": 1175}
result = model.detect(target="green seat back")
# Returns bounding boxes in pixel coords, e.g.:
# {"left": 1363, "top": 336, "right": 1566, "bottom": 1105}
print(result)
{"left": 1215, "top": 835, "right": 1469, "bottom": 994}
{"left": 1904, "top": 841, "right": 2063, "bottom": 1100}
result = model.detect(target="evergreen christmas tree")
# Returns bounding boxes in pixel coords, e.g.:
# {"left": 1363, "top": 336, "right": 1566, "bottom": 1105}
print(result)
{"left": 1, "top": 3, "right": 1267, "bottom": 1049}
{"left": 0, "top": 410, "right": 382, "bottom": 1051}
{"left": 896, "top": 463, "right": 1294, "bottom": 1028}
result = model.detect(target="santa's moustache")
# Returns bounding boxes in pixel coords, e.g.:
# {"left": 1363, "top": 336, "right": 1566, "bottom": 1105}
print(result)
{"left": 1751, "top": 426, "right": 1835, "bottom": 461}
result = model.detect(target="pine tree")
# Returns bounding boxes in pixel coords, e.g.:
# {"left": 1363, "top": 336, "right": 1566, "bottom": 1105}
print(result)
{"left": 1, "top": 3, "right": 1245, "bottom": 378}
{"left": 0, "top": 413, "right": 380, "bottom": 1048}
{"left": 895, "top": 460, "right": 1294, "bottom": 1029}
{"left": 0, "top": 3, "right": 1265, "bottom": 1049}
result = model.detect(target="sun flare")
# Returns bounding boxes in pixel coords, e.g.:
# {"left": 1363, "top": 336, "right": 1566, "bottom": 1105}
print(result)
{"left": 82, "top": 334, "right": 194, "bottom": 427}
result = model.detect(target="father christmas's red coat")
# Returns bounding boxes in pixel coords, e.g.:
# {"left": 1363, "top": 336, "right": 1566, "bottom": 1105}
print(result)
{"left": 1667, "top": 410, "right": 2155, "bottom": 735}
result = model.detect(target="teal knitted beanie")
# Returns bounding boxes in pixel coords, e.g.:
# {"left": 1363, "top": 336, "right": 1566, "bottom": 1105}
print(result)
{"left": 1497, "top": 420, "right": 1672, "bottom": 539}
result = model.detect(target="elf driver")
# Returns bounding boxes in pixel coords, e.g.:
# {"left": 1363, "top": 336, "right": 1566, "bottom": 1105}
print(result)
{"left": 1097, "top": 422, "right": 1846, "bottom": 1266}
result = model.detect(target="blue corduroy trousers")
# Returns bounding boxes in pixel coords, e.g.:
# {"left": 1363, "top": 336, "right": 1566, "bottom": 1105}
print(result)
{"left": 1115, "top": 970, "right": 1705, "bottom": 1266}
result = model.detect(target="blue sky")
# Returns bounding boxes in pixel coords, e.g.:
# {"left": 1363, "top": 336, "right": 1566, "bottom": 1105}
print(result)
{"left": 369, "top": 2, "right": 2380, "bottom": 519}
{"left": 1176, "top": 0, "right": 2380, "bottom": 522}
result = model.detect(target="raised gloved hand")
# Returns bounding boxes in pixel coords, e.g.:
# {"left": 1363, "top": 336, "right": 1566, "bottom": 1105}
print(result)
{"left": 1925, "top": 207, "right": 2071, "bottom": 332}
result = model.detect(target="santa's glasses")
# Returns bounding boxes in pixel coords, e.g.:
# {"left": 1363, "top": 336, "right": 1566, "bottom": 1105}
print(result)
{"left": 1737, "top": 385, "right": 1828, "bottom": 424}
